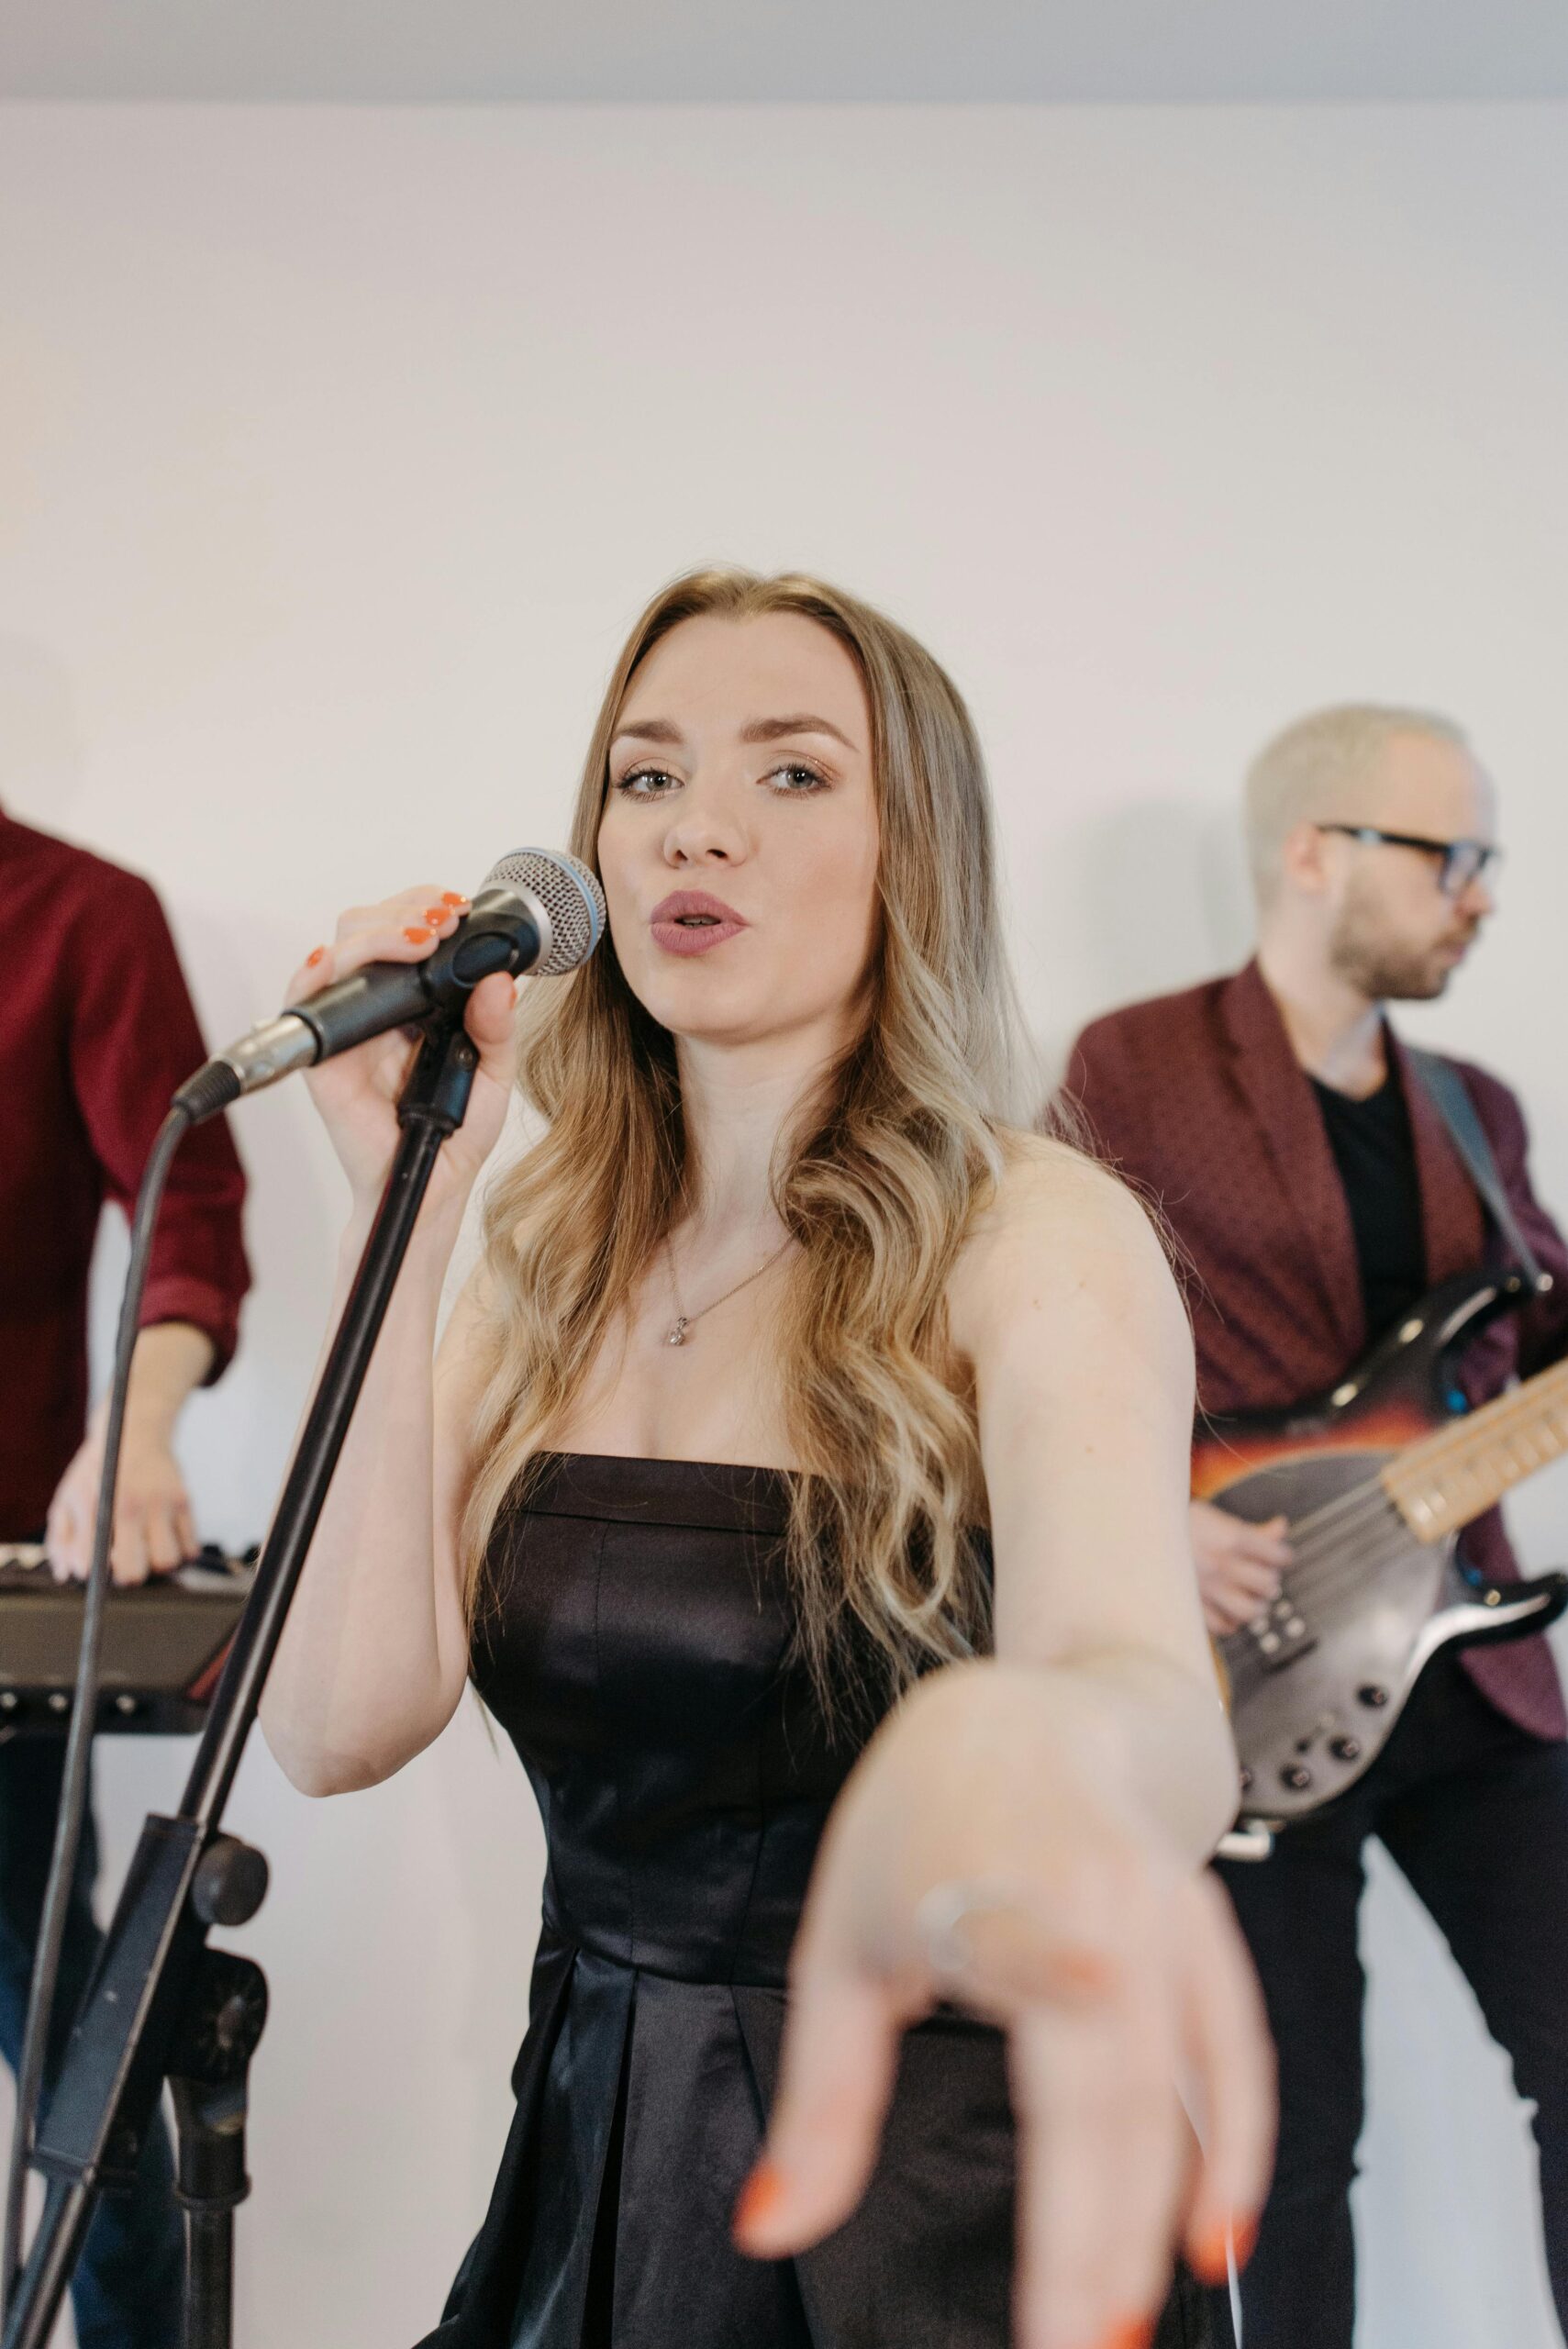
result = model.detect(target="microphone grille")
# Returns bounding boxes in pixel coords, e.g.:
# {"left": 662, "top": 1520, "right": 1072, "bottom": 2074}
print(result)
{"left": 482, "top": 848, "right": 607, "bottom": 977}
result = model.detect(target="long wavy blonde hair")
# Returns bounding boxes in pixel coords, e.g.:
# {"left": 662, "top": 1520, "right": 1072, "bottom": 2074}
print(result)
{"left": 462, "top": 567, "right": 1044, "bottom": 1702}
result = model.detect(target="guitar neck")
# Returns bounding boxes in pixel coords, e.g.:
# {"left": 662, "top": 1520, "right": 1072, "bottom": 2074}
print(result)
{"left": 1382, "top": 1355, "right": 1568, "bottom": 1540}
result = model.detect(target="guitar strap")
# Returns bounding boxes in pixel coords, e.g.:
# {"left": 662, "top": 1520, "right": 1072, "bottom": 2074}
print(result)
{"left": 1406, "top": 1046, "right": 1551, "bottom": 1294}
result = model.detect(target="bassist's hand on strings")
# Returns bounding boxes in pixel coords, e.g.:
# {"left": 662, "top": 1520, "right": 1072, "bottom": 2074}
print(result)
{"left": 1190, "top": 1500, "right": 1294, "bottom": 1638}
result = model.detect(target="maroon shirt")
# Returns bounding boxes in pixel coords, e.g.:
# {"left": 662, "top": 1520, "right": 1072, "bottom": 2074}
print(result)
{"left": 0, "top": 809, "right": 250, "bottom": 1539}
{"left": 1066, "top": 959, "right": 1568, "bottom": 1741}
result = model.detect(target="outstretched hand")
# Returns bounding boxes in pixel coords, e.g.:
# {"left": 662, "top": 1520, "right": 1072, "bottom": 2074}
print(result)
{"left": 734, "top": 1662, "right": 1274, "bottom": 2349}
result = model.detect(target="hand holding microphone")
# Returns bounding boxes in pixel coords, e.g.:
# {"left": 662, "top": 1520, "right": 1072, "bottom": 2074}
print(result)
{"left": 178, "top": 847, "right": 606, "bottom": 1220}
{"left": 290, "top": 881, "right": 523, "bottom": 1213}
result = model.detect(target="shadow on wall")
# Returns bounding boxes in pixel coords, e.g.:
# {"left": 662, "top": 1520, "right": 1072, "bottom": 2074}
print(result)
{"left": 1032, "top": 793, "right": 1257, "bottom": 1093}
{"left": 0, "top": 638, "right": 88, "bottom": 826}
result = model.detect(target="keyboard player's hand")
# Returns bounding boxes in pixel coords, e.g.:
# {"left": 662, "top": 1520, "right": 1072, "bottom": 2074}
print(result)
{"left": 47, "top": 1416, "right": 196, "bottom": 1587}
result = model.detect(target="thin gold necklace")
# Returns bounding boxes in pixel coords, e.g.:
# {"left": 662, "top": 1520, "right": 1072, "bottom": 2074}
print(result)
{"left": 662, "top": 1235, "right": 793, "bottom": 1347}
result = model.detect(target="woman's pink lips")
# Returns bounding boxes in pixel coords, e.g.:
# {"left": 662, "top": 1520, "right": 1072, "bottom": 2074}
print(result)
{"left": 650, "top": 892, "right": 747, "bottom": 957}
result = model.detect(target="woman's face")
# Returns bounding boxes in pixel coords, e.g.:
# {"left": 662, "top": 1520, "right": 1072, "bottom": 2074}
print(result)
{"left": 596, "top": 611, "right": 882, "bottom": 1055}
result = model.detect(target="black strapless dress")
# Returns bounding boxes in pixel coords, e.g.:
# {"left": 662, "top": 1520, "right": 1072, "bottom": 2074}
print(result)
{"left": 416, "top": 1453, "right": 1223, "bottom": 2349}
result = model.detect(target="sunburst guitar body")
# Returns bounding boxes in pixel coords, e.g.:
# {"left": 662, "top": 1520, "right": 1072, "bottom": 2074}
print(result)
{"left": 1197, "top": 1270, "right": 1568, "bottom": 1827}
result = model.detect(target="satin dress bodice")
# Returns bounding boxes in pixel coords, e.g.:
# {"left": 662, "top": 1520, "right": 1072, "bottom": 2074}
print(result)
{"left": 480, "top": 1451, "right": 851, "bottom": 1993}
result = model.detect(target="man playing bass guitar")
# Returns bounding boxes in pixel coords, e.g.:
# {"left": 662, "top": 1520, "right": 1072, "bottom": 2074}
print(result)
{"left": 1065, "top": 704, "right": 1568, "bottom": 2349}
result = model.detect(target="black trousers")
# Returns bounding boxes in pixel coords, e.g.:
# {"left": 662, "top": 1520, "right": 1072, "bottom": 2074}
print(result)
{"left": 1210, "top": 1649, "right": 1568, "bottom": 2349}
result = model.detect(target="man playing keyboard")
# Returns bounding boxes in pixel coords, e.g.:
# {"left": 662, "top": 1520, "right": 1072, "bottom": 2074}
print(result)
{"left": 0, "top": 802, "right": 248, "bottom": 2349}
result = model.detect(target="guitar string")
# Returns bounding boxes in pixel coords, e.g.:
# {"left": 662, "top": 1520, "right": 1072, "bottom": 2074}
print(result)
{"left": 1220, "top": 1518, "right": 1409, "bottom": 1704}
{"left": 1208, "top": 1353, "right": 1568, "bottom": 1564}
{"left": 1218, "top": 1508, "right": 1541, "bottom": 1708}
{"left": 1209, "top": 1390, "right": 1550, "bottom": 1559}
{"left": 1262, "top": 1414, "right": 1560, "bottom": 1612}
{"left": 1282, "top": 1508, "right": 1529, "bottom": 1626}
{"left": 1228, "top": 1505, "right": 1458, "bottom": 1653}
{"left": 1218, "top": 1495, "right": 1526, "bottom": 1703}
{"left": 1208, "top": 1380, "right": 1568, "bottom": 1619}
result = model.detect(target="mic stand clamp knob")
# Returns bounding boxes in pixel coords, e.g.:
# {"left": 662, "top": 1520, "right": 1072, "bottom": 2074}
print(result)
{"left": 192, "top": 1839, "right": 270, "bottom": 1932}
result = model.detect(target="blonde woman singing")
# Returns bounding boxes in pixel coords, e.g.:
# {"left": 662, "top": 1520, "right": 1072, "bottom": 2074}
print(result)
{"left": 260, "top": 571, "right": 1273, "bottom": 2349}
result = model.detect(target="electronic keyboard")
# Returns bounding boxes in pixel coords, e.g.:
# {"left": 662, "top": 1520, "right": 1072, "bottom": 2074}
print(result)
{"left": 0, "top": 1543, "right": 256, "bottom": 1736}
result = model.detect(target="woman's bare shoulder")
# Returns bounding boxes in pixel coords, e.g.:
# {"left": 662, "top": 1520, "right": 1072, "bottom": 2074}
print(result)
{"left": 948, "top": 1130, "right": 1180, "bottom": 1356}
{"left": 969, "top": 1128, "right": 1165, "bottom": 1256}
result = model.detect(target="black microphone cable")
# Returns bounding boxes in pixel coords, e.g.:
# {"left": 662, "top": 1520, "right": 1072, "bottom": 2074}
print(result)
{"left": 0, "top": 845, "right": 605, "bottom": 2309}
{"left": 0, "top": 1075, "right": 228, "bottom": 2313}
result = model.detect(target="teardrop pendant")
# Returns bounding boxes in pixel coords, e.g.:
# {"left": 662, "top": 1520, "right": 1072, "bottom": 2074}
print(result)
{"left": 666, "top": 1317, "right": 689, "bottom": 1347}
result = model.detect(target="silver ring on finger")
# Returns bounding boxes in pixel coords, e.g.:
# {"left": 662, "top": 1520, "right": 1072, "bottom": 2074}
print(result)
{"left": 915, "top": 1876, "right": 1042, "bottom": 1987}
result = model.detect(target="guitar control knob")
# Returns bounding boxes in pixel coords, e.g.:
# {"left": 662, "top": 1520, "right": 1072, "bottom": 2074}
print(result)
{"left": 1280, "top": 1764, "right": 1314, "bottom": 1791}
{"left": 1357, "top": 1685, "right": 1390, "bottom": 1709}
{"left": 1329, "top": 1736, "right": 1362, "bottom": 1763}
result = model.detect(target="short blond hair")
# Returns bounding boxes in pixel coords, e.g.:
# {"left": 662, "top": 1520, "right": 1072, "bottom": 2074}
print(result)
{"left": 1244, "top": 703, "right": 1469, "bottom": 905}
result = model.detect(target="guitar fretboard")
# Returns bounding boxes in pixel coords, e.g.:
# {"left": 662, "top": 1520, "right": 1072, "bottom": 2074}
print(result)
{"left": 1382, "top": 1356, "right": 1568, "bottom": 1539}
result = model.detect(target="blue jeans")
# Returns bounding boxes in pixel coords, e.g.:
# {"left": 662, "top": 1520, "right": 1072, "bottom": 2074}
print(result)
{"left": 0, "top": 1737, "right": 183, "bottom": 2349}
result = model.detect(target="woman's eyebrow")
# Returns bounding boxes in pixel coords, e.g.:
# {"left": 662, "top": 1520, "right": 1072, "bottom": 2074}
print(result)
{"left": 740, "top": 714, "right": 859, "bottom": 751}
{"left": 611, "top": 713, "right": 861, "bottom": 752}
{"left": 610, "top": 717, "right": 684, "bottom": 748}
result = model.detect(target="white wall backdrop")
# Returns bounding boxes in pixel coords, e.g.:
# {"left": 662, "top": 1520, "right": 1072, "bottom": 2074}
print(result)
{"left": 2, "top": 101, "right": 1566, "bottom": 2348}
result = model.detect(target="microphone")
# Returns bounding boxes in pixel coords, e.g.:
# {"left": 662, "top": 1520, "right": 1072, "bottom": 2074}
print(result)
{"left": 174, "top": 848, "right": 606, "bottom": 1123}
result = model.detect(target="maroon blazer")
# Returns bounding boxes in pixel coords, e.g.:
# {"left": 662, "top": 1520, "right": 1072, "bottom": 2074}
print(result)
{"left": 1065, "top": 958, "right": 1568, "bottom": 1741}
{"left": 0, "top": 809, "right": 250, "bottom": 1536}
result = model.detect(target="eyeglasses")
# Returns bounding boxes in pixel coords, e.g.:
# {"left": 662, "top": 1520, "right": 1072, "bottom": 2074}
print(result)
{"left": 1317, "top": 824, "right": 1500, "bottom": 900}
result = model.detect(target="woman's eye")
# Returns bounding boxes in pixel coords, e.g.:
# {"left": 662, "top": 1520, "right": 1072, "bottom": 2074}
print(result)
{"left": 765, "top": 763, "right": 829, "bottom": 795}
{"left": 615, "top": 762, "right": 828, "bottom": 798}
{"left": 614, "top": 766, "right": 679, "bottom": 798}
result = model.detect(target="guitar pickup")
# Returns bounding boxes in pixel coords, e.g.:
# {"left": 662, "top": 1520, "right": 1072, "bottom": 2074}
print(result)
{"left": 1246, "top": 1594, "right": 1317, "bottom": 1672}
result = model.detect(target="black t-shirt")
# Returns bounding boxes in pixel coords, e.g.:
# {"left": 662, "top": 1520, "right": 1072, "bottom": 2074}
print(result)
{"left": 1309, "top": 1065, "right": 1428, "bottom": 1345}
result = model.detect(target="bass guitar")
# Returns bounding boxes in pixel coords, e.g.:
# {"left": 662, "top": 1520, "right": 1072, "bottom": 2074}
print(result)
{"left": 1198, "top": 1268, "right": 1568, "bottom": 1825}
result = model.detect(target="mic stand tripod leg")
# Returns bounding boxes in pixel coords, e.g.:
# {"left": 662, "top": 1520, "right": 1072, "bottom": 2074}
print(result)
{"left": 169, "top": 1950, "right": 268, "bottom": 2349}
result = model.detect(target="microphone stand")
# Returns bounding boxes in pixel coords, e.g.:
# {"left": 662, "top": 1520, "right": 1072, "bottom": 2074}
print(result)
{"left": 2, "top": 1012, "right": 480, "bottom": 2349}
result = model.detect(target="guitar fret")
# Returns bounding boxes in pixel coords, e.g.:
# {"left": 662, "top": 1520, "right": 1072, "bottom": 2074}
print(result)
{"left": 1384, "top": 1356, "right": 1568, "bottom": 1539}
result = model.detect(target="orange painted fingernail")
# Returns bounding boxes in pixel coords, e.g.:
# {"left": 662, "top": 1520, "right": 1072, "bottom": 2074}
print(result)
{"left": 404, "top": 926, "right": 432, "bottom": 944}
{"left": 424, "top": 906, "right": 448, "bottom": 924}
{"left": 1188, "top": 2212, "right": 1256, "bottom": 2283}
{"left": 732, "top": 2158, "right": 787, "bottom": 2244}
{"left": 306, "top": 946, "right": 327, "bottom": 968}
{"left": 1095, "top": 2320, "right": 1154, "bottom": 2349}
{"left": 1188, "top": 2226, "right": 1228, "bottom": 2284}
{"left": 440, "top": 891, "right": 468, "bottom": 907}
